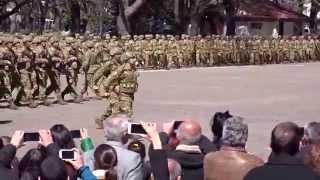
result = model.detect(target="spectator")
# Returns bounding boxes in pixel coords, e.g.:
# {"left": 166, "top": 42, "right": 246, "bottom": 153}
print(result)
{"left": 38, "top": 129, "right": 96, "bottom": 180}
{"left": 0, "top": 131, "right": 24, "bottom": 180}
{"left": 93, "top": 144, "right": 117, "bottom": 180}
{"left": 0, "top": 138, "right": 3, "bottom": 149}
{"left": 210, "top": 111, "right": 232, "bottom": 150}
{"left": 162, "top": 120, "right": 216, "bottom": 154}
{"left": 300, "top": 122, "right": 320, "bottom": 175}
{"left": 165, "top": 120, "right": 205, "bottom": 180}
{"left": 245, "top": 122, "right": 318, "bottom": 180}
{"left": 18, "top": 148, "right": 46, "bottom": 179}
{"left": 50, "top": 124, "right": 76, "bottom": 149}
{"left": 1, "top": 136, "right": 11, "bottom": 146}
{"left": 102, "top": 114, "right": 143, "bottom": 180}
{"left": 50, "top": 124, "right": 78, "bottom": 179}
{"left": 167, "top": 159, "right": 181, "bottom": 180}
{"left": 128, "top": 140, "right": 151, "bottom": 180}
{"left": 204, "top": 116, "right": 263, "bottom": 180}
{"left": 142, "top": 121, "right": 170, "bottom": 180}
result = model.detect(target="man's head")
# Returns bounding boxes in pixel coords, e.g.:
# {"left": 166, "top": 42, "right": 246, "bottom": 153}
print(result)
{"left": 271, "top": 122, "right": 304, "bottom": 156}
{"left": 103, "top": 114, "right": 130, "bottom": 142}
{"left": 168, "top": 159, "right": 182, "bottom": 180}
{"left": 221, "top": 116, "right": 248, "bottom": 148}
{"left": 304, "top": 122, "right": 320, "bottom": 145}
{"left": 176, "top": 120, "right": 202, "bottom": 145}
{"left": 40, "top": 157, "right": 68, "bottom": 180}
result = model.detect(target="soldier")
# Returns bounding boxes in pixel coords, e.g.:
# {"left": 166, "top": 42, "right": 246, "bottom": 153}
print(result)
{"left": 95, "top": 47, "right": 123, "bottom": 128}
{"left": 61, "top": 37, "right": 83, "bottom": 103}
{"left": 17, "top": 36, "right": 38, "bottom": 108}
{"left": 0, "top": 37, "right": 18, "bottom": 109}
{"left": 102, "top": 51, "right": 138, "bottom": 117}
{"left": 167, "top": 35, "right": 181, "bottom": 69}
{"left": 33, "top": 37, "right": 51, "bottom": 106}
{"left": 154, "top": 35, "right": 167, "bottom": 69}
{"left": 142, "top": 34, "right": 155, "bottom": 69}
{"left": 81, "top": 41, "right": 103, "bottom": 99}
{"left": 47, "top": 37, "right": 67, "bottom": 105}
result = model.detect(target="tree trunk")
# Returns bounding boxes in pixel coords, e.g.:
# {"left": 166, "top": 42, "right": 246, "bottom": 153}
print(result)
{"left": 190, "top": 15, "right": 201, "bottom": 35}
{"left": 70, "top": 0, "right": 81, "bottom": 34}
{"left": 116, "top": 0, "right": 146, "bottom": 35}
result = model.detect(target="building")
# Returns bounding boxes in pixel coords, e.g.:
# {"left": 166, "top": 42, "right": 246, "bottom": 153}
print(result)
{"left": 234, "top": 0, "right": 308, "bottom": 37}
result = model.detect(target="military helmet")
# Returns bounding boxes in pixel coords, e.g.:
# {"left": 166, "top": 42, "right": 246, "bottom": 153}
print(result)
{"left": 22, "top": 36, "right": 33, "bottom": 43}
{"left": 65, "top": 37, "right": 75, "bottom": 44}
{"left": 32, "top": 37, "right": 42, "bottom": 44}
{"left": 50, "top": 37, "right": 59, "bottom": 43}
{"left": 121, "top": 51, "right": 135, "bottom": 61}
{"left": 86, "top": 41, "right": 95, "bottom": 48}
{"left": 109, "top": 47, "right": 122, "bottom": 56}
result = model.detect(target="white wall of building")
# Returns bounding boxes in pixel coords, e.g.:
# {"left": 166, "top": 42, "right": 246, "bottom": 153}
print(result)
{"left": 235, "top": 21, "right": 301, "bottom": 36}
{"left": 236, "top": 21, "right": 278, "bottom": 37}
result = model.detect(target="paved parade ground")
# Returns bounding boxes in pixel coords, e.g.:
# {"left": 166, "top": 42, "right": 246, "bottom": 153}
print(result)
{"left": 1, "top": 62, "right": 320, "bottom": 159}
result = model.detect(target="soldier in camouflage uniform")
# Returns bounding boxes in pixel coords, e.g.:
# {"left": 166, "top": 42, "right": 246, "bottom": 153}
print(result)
{"left": 102, "top": 51, "right": 138, "bottom": 117}
{"left": 17, "top": 37, "right": 38, "bottom": 108}
{"left": 47, "top": 37, "right": 67, "bottom": 105}
{"left": 32, "top": 37, "right": 51, "bottom": 106}
{"left": 154, "top": 35, "right": 167, "bottom": 69}
{"left": 0, "top": 37, "right": 18, "bottom": 109}
{"left": 167, "top": 35, "right": 181, "bottom": 69}
{"left": 95, "top": 47, "right": 123, "bottom": 128}
{"left": 61, "top": 37, "right": 83, "bottom": 103}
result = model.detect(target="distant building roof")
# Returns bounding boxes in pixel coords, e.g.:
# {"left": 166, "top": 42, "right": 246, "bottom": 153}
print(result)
{"left": 235, "top": 0, "right": 308, "bottom": 22}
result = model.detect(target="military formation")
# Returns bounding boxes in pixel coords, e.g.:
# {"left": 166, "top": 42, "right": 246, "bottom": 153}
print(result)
{"left": 1, "top": 33, "right": 320, "bottom": 127}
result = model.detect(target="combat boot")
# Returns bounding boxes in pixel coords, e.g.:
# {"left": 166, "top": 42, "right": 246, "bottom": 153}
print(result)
{"left": 8, "top": 102, "right": 18, "bottom": 110}
{"left": 95, "top": 117, "right": 104, "bottom": 129}
{"left": 29, "top": 101, "right": 38, "bottom": 108}
{"left": 43, "top": 99, "right": 52, "bottom": 106}
{"left": 74, "top": 96, "right": 84, "bottom": 103}
{"left": 57, "top": 95, "right": 67, "bottom": 105}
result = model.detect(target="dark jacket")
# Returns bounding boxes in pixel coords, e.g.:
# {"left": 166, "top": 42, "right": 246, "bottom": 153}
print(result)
{"left": 244, "top": 153, "right": 319, "bottom": 180}
{"left": 149, "top": 148, "right": 169, "bottom": 180}
{"left": 167, "top": 148, "right": 204, "bottom": 180}
{"left": 0, "top": 144, "right": 19, "bottom": 180}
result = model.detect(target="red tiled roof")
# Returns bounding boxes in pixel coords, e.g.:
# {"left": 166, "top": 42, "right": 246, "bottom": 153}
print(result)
{"left": 235, "top": 0, "right": 308, "bottom": 22}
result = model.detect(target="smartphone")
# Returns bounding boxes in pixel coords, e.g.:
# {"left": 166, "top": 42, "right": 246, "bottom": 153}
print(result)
{"left": 23, "top": 132, "right": 40, "bottom": 142}
{"left": 173, "top": 121, "right": 184, "bottom": 130}
{"left": 59, "top": 149, "right": 76, "bottom": 161}
{"left": 128, "top": 123, "right": 147, "bottom": 135}
{"left": 70, "top": 130, "right": 81, "bottom": 139}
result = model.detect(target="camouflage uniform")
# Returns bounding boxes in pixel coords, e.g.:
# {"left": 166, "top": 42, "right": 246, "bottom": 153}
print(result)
{"left": 17, "top": 37, "right": 38, "bottom": 108}
{"left": 47, "top": 37, "right": 67, "bottom": 105}
{"left": 61, "top": 37, "right": 83, "bottom": 103}
{"left": 33, "top": 37, "right": 51, "bottom": 106}
{"left": 0, "top": 38, "right": 18, "bottom": 109}
{"left": 95, "top": 47, "right": 123, "bottom": 128}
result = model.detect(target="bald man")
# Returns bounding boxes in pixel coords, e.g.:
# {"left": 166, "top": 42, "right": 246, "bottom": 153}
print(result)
{"left": 165, "top": 120, "right": 208, "bottom": 180}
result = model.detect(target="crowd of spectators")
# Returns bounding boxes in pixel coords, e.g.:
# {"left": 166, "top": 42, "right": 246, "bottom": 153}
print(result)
{"left": 1, "top": 111, "right": 320, "bottom": 180}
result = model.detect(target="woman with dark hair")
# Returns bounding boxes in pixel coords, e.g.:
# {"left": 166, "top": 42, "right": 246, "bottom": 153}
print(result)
{"left": 50, "top": 124, "right": 77, "bottom": 180}
{"left": 210, "top": 111, "right": 232, "bottom": 149}
{"left": 50, "top": 124, "right": 76, "bottom": 149}
{"left": 18, "top": 148, "right": 46, "bottom": 179}
{"left": 94, "top": 144, "right": 118, "bottom": 180}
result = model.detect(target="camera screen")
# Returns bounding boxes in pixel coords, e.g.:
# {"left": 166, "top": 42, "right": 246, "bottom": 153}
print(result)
{"left": 131, "top": 124, "right": 147, "bottom": 134}
{"left": 70, "top": 130, "right": 81, "bottom": 139}
{"left": 61, "top": 150, "right": 74, "bottom": 159}
{"left": 23, "top": 133, "right": 40, "bottom": 142}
